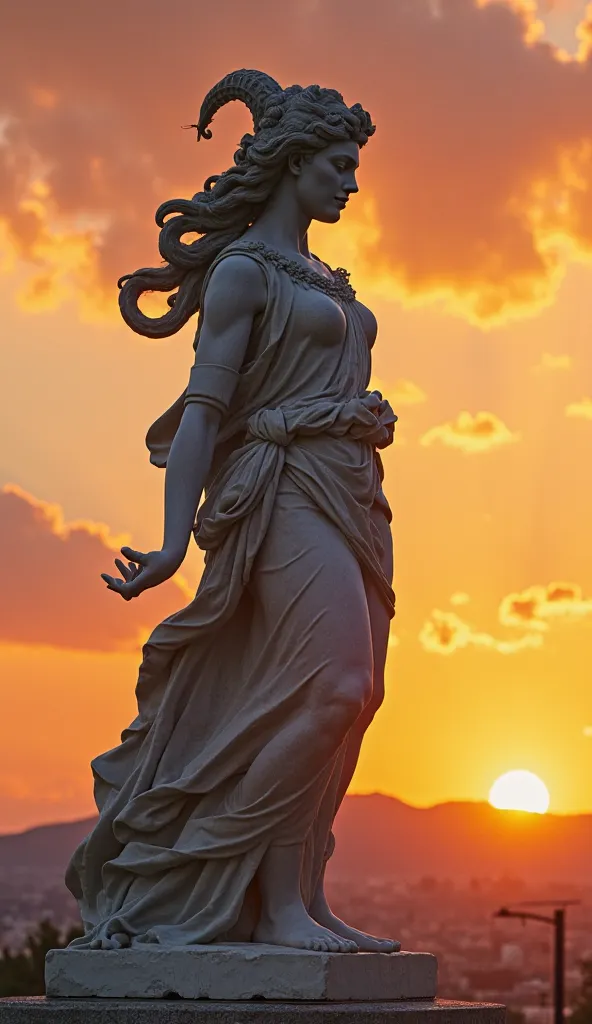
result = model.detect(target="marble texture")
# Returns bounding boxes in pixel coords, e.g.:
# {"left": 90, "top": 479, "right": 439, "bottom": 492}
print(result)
{"left": 45, "top": 946, "right": 437, "bottom": 1001}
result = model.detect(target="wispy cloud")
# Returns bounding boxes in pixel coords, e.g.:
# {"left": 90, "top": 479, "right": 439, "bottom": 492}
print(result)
{"left": 419, "top": 608, "right": 543, "bottom": 655}
{"left": 499, "top": 581, "right": 592, "bottom": 630}
{"left": 420, "top": 578, "right": 592, "bottom": 655}
{"left": 420, "top": 411, "right": 520, "bottom": 453}
{"left": 565, "top": 396, "right": 592, "bottom": 418}
{"left": 532, "top": 352, "right": 573, "bottom": 372}
{"left": 391, "top": 379, "right": 428, "bottom": 406}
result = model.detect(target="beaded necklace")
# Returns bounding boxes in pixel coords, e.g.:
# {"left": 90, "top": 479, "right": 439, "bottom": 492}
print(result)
{"left": 238, "top": 239, "right": 356, "bottom": 304}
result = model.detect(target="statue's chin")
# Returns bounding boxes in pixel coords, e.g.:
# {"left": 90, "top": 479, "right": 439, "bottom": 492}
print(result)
{"left": 314, "top": 209, "right": 342, "bottom": 225}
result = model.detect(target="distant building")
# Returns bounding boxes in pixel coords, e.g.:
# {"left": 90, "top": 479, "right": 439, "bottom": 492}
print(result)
{"left": 501, "top": 944, "right": 525, "bottom": 969}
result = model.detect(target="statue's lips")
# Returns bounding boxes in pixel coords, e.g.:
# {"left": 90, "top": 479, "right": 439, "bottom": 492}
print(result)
{"left": 335, "top": 196, "right": 348, "bottom": 207}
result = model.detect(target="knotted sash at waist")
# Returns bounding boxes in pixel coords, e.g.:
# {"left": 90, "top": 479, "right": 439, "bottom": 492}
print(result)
{"left": 195, "top": 393, "right": 396, "bottom": 613}
{"left": 244, "top": 393, "right": 396, "bottom": 448}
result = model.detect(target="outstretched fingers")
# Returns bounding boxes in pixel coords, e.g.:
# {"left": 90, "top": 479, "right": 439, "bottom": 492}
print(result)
{"left": 121, "top": 545, "right": 149, "bottom": 566}
{"left": 101, "top": 573, "right": 136, "bottom": 600}
{"left": 114, "top": 558, "right": 133, "bottom": 581}
{"left": 100, "top": 546, "right": 149, "bottom": 599}
{"left": 113, "top": 558, "right": 143, "bottom": 581}
{"left": 101, "top": 560, "right": 147, "bottom": 599}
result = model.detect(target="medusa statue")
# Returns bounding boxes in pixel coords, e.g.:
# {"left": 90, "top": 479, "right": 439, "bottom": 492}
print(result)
{"left": 67, "top": 69, "right": 399, "bottom": 956}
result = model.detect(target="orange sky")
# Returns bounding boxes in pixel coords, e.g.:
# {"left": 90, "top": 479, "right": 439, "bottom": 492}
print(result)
{"left": 1, "top": 0, "right": 591, "bottom": 832}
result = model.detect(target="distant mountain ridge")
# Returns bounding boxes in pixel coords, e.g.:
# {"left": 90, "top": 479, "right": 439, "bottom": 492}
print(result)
{"left": 0, "top": 796, "right": 590, "bottom": 884}
{"left": 331, "top": 795, "right": 592, "bottom": 884}
{"left": 0, "top": 817, "right": 97, "bottom": 876}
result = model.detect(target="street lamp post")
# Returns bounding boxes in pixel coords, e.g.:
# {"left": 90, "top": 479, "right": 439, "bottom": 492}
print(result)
{"left": 553, "top": 908, "right": 565, "bottom": 1024}
{"left": 494, "top": 901, "right": 579, "bottom": 1024}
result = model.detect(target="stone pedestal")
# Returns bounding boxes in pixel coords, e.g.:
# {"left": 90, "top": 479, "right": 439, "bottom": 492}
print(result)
{"left": 45, "top": 945, "right": 437, "bottom": 1001}
{"left": 0, "top": 945, "right": 505, "bottom": 1024}
{"left": 0, "top": 998, "right": 506, "bottom": 1024}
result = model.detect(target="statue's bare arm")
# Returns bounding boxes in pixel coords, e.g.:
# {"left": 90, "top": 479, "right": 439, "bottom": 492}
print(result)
{"left": 101, "top": 255, "right": 267, "bottom": 600}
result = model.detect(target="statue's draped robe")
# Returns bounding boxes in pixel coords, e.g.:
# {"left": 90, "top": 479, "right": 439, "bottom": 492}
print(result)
{"left": 66, "top": 244, "right": 396, "bottom": 948}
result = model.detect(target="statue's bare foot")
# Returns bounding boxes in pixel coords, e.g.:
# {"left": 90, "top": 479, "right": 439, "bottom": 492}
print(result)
{"left": 311, "top": 894, "right": 400, "bottom": 953}
{"left": 90, "top": 931, "right": 131, "bottom": 949}
{"left": 254, "top": 905, "right": 358, "bottom": 953}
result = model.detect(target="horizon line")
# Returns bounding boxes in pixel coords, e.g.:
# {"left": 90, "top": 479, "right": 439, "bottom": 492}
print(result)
{"left": 2, "top": 791, "right": 591, "bottom": 839}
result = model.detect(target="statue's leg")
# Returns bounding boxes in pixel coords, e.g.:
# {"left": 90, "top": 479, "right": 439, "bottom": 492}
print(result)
{"left": 309, "top": 505, "right": 400, "bottom": 952}
{"left": 239, "top": 488, "right": 377, "bottom": 953}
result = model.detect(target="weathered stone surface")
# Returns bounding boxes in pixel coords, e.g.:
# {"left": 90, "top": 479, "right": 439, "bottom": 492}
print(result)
{"left": 0, "top": 997, "right": 506, "bottom": 1024}
{"left": 45, "top": 945, "right": 437, "bottom": 1002}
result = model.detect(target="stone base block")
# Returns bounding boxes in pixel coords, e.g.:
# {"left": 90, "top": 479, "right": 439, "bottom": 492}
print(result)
{"left": 0, "top": 998, "right": 506, "bottom": 1024}
{"left": 45, "top": 945, "right": 437, "bottom": 1002}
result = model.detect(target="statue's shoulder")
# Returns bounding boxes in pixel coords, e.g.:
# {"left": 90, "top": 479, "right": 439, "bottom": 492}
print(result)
{"left": 201, "top": 245, "right": 269, "bottom": 308}
{"left": 209, "top": 248, "right": 267, "bottom": 283}
{"left": 208, "top": 241, "right": 267, "bottom": 274}
{"left": 214, "top": 240, "right": 276, "bottom": 275}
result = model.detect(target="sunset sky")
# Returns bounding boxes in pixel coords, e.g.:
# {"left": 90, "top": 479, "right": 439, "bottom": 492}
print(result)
{"left": 1, "top": 0, "right": 591, "bottom": 832}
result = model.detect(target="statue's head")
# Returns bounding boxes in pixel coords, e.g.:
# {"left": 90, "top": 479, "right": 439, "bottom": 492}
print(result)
{"left": 191, "top": 70, "right": 374, "bottom": 225}
{"left": 119, "top": 70, "right": 374, "bottom": 338}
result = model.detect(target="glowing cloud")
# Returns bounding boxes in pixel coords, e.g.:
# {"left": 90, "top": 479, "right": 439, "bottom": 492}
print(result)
{"left": 532, "top": 352, "right": 573, "bottom": 372}
{"left": 419, "top": 412, "right": 520, "bottom": 453}
{"left": 1, "top": 0, "right": 592, "bottom": 324}
{"left": 566, "top": 396, "right": 592, "bottom": 418}
{"left": 391, "top": 379, "right": 428, "bottom": 406}
{"left": 422, "top": 582, "right": 592, "bottom": 655}
{"left": 499, "top": 581, "right": 592, "bottom": 630}
{"left": 419, "top": 609, "right": 543, "bottom": 655}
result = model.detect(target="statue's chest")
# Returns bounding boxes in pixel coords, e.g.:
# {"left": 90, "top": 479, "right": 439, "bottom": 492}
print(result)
{"left": 292, "top": 287, "right": 348, "bottom": 349}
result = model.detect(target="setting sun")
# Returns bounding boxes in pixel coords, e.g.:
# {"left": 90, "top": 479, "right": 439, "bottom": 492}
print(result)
{"left": 488, "top": 770, "right": 551, "bottom": 814}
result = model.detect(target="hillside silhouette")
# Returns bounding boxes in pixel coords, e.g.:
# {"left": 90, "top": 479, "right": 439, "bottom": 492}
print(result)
{"left": 0, "top": 796, "right": 590, "bottom": 884}
{"left": 330, "top": 795, "right": 592, "bottom": 883}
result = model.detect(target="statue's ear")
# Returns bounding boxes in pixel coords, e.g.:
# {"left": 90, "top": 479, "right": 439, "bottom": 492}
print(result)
{"left": 287, "top": 152, "right": 313, "bottom": 177}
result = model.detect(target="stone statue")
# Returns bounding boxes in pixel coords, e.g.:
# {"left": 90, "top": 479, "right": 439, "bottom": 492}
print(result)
{"left": 66, "top": 69, "right": 399, "bottom": 957}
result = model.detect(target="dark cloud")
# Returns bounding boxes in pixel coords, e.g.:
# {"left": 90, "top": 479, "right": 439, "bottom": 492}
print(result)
{"left": 0, "top": 485, "right": 186, "bottom": 652}
{"left": 1, "top": 0, "right": 592, "bottom": 322}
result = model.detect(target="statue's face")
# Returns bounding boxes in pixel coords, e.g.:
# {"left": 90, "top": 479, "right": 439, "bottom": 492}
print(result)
{"left": 293, "top": 140, "right": 360, "bottom": 224}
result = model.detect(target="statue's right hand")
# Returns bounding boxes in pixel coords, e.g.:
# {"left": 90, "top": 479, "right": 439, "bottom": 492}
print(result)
{"left": 101, "top": 546, "right": 182, "bottom": 601}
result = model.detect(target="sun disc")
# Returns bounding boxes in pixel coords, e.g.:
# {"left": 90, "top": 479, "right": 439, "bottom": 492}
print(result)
{"left": 489, "top": 770, "right": 550, "bottom": 814}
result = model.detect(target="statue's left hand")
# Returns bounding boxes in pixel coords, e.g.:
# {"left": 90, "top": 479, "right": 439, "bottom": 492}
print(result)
{"left": 361, "top": 391, "right": 397, "bottom": 449}
{"left": 101, "top": 546, "right": 182, "bottom": 601}
{"left": 375, "top": 398, "right": 397, "bottom": 449}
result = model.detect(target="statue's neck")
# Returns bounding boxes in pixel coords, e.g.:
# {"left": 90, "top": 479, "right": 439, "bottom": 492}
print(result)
{"left": 250, "top": 183, "right": 312, "bottom": 258}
